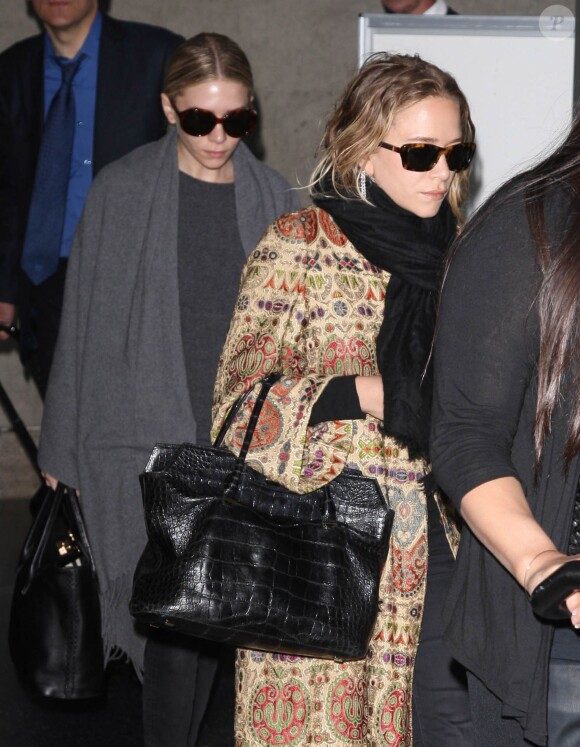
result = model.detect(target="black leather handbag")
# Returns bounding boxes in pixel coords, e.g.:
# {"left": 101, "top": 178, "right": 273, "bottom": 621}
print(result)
{"left": 9, "top": 483, "right": 104, "bottom": 698}
{"left": 130, "top": 375, "right": 394, "bottom": 661}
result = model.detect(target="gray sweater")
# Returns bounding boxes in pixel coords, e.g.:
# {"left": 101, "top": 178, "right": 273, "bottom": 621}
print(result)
{"left": 177, "top": 173, "right": 244, "bottom": 445}
{"left": 38, "top": 128, "right": 298, "bottom": 674}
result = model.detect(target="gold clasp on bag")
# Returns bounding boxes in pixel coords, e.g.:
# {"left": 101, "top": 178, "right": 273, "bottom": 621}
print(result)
{"left": 56, "top": 531, "right": 82, "bottom": 567}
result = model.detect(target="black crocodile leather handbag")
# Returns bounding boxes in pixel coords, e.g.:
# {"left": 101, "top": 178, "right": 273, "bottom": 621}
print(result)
{"left": 130, "top": 375, "right": 394, "bottom": 661}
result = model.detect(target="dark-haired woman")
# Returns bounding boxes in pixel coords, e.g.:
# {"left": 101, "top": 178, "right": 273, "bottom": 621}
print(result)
{"left": 38, "top": 33, "right": 298, "bottom": 747}
{"left": 212, "top": 52, "right": 476, "bottom": 746}
{"left": 431, "top": 112, "right": 580, "bottom": 745}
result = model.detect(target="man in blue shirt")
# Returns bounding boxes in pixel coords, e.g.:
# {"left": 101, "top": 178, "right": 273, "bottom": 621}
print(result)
{"left": 0, "top": 0, "right": 182, "bottom": 395}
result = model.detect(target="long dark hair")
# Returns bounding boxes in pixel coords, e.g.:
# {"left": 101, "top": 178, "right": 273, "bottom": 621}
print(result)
{"left": 445, "top": 110, "right": 580, "bottom": 468}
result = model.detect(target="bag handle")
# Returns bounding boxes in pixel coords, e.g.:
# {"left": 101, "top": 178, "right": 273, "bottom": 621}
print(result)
{"left": 212, "top": 374, "right": 279, "bottom": 497}
{"left": 65, "top": 488, "right": 99, "bottom": 572}
{"left": 19, "top": 484, "right": 66, "bottom": 592}
{"left": 212, "top": 387, "right": 253, "bottom": 449}
{"left": 19, "top": 483, "right": 97, "bottom": 593}
{"left": 212, "top": 375, "right": 341, "bottom": 521}
{"left": 213, "top": 373, "right": 279, "bottom": 451}
{"left": 237, "top": 374, "right": 278, "bottom": 461}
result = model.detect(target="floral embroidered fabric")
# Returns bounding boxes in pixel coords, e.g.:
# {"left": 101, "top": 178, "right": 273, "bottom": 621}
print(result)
{"left": 212, "top": 206, "right": 460, "bottom": 746}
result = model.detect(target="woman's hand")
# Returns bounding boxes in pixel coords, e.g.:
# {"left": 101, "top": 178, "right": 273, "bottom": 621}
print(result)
{"left": 355, "top": 375, "right": 384, "bottom": 421}
{"left": 41, "top": 471, "right": 80, "bottom": 497}
{"left": 0, "top": 302, "right": 15, "bottom": 340}
{"left": 563, "top": 569, "right": 580, "bottom": 626}
{"left": 459, "top": 476, "right": 580, "bottom": 628}
{"left": 41, "top": 471, "right": 59, "bottom": 490}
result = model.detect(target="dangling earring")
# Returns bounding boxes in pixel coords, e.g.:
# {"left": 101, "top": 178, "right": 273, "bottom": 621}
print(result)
{"left": 359, "top": 169, "right": 367, "bottom": 200}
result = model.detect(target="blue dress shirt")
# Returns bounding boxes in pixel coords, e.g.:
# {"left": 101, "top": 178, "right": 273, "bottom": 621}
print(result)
{"left": 43, "top": 11, "right": 102, "bottom": 258}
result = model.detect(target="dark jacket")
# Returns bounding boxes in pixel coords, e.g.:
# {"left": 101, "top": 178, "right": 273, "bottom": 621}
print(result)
{"left": 0, "top": 14, "right": 183, "bottom": 303}
{"left": 431, "top": 187, "right": 580, "bottom": 745}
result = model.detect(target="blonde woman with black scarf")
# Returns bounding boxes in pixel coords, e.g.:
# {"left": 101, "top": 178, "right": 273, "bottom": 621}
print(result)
{"left": 212, "top": 52, "right": 476, "bottom": 746}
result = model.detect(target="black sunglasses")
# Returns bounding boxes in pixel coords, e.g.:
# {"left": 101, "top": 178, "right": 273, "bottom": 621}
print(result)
{"left": 379, "top": 141, "right": 476, "bottom": 172}
{"left": 172, "top": 104, "right": 257, "bottom": 138}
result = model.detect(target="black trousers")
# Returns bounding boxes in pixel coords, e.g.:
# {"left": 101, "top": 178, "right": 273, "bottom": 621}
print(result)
{"left": 412, "top": 497, "right": 472, "bottom": 746}
{"left": 18, "top": 260, "right": 68, "bottom": 398}
{"left": 468, "top": 659, "right": 580, "bottom": 746}
{"left": 142, "top": 629, "right": 220, "bottom": 747}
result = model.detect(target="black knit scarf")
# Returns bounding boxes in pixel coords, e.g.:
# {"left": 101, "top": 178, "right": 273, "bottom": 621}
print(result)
{"left": 313, "top": 180, "right": 457, "bottom": 460}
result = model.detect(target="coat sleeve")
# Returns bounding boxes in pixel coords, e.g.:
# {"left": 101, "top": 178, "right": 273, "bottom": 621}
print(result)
{"left": 0, "top": 82, "right": 20, "bottom": 304}
{"left": 211, "top": 213, "right": 357, "bottom": 493}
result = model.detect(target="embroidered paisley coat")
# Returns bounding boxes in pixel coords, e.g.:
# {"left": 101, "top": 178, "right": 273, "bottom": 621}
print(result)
{"left": 212, "top": 206, "right": 459, "bottom": 747}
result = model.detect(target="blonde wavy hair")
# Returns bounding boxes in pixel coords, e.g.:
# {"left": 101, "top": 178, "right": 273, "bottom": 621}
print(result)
{"left": 310, "top": 52, "right": 475, "bottom": 224}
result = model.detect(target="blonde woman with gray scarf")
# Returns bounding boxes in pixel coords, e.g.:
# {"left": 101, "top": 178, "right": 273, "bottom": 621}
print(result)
{"left": 38, "top": 32, "right": 298, "bottom": 747}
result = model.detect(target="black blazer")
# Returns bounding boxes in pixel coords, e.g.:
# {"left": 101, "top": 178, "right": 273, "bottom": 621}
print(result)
{"left": 0, "top": 14, "right": 183, "bottom": 302}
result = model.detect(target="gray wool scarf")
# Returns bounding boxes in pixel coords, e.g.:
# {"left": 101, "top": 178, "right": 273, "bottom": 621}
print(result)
{"left": 39, "top": 128, "right": 298, "bottom": 675}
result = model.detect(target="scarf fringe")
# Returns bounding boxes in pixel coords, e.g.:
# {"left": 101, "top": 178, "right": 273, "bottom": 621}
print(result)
{"left": 100, "top": 572, "right": 147, "bottom": 682}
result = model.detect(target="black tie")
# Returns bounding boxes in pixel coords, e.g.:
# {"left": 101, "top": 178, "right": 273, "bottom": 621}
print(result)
{"left": 21, "top": 54, "right": 85, "bottom": 285}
